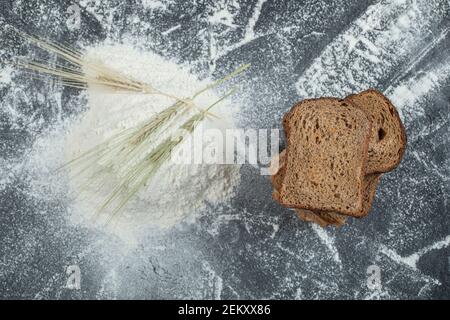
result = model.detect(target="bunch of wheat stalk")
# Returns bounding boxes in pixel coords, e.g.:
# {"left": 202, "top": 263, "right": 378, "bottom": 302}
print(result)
{"left": 15, "top": 29, "right": 249, "bottom": 222}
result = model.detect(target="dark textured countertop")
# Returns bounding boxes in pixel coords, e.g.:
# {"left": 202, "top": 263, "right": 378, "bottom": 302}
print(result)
{"left": 0, "top": 0, "right": 449, "bottom": 299}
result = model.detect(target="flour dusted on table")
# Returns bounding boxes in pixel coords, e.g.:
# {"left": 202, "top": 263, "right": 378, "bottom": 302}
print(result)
{"left": 65, "top": 44, "right": 241, "bottom": 239}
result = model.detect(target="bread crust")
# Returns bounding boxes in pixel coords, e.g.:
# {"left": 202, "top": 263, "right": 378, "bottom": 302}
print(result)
{"left": 296, "top": 209, "right": 339, "bottom": 227}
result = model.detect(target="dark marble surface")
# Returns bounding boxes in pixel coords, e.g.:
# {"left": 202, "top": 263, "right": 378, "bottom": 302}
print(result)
{"left": 0, "top": 0, "right": 449, "bottom": 299}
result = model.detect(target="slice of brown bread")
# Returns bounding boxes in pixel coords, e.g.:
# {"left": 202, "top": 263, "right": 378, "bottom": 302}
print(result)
{"left": 297, "top": 174, "right": 380, "bottom": 223}
{"left": 271, "top": 150, "right": 347, "bottom": 226}
{"left": 270, "top": 91, "right": 402, "bottom": 224}
{"left": 344, "top": 89, "right": 407, "bottom": 174}
{"left": 279, "top": 98, "right": 371, "bottom": 216}
{"left": 271, "top": 150, "right": 380, "bottom": 226}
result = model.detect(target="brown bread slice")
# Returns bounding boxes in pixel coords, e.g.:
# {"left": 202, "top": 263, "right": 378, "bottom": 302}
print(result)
{"left": 271, "top": 150, "right": 347, "bottom": 227}
{"left": 271, "top": 150, "right": 380, "bottom": 226}
{"left": 297, "top": 174, "right": 380, "bottom": 223}
{"left": 279, "top": 98, "right": 371, "bottom": 216}
{"left": 270, "top": 90, "right": 402, "bottom": 224}
{"left": 344, "top": 89, "right": 407, "bottom": 174}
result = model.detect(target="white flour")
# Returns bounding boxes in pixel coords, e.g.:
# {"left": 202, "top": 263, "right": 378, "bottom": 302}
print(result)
{"left": 64, "top": 45, "right": 241, "bottom": 240}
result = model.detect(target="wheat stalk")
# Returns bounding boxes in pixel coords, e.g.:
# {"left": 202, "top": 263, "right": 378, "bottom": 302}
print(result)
{"left": 13, "top": 29, "right": 209, "bottom": 113}
{"left": 58, "top": 63, "right": 249, "bottom": 177}
{"left": 64, "top": 85, "right": 241, "bottom": 222}
{"left": 63, "top": 66, "right": 245, "bottom": 221}
{"left": 14, "top": 30, "right": 249, "bottom": 163}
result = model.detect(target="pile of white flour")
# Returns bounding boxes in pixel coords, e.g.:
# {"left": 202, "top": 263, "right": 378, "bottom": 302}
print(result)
{"left": 65, "top": 45, "right": 241, "bottom": 239}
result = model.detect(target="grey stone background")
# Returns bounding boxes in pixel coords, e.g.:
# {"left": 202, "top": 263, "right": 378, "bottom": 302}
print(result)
{"left": 0, "top": 0, "right": 449, "bottom": 299}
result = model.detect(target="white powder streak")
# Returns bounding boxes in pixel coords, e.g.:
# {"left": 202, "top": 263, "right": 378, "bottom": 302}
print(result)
{"left": 311, "top": 224, "right": 342, "bottom": 267}
{"left": 208, "top": 0, "right": 267, "bottom": 66}
{"left": 161, "top": 24, "right": 181, "bottom": 35}
{"left": 243, "top": 0, "right": 268, "bottom": 42}
{"left": 140, "top": 0, "right": 169, "bottom": 11}
{"left": 387, "top": 56, "right": 450, "bottom": 120}
{"left": 209, "top": 7, "right": 238, "bottom": 29}
{"left": 379, "top": 235, "right": 450, "bottom": 280}
{"left": 296, "top": 0, "right": 447, "bottom": 98}
{"left": 385, "top": 27, "right": 450, "bottom": 93}
{"left": 405, "top": 236, "right": 450, "bottom": 269}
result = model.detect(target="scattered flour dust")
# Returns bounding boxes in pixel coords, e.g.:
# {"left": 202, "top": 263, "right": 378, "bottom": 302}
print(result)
{"left": 65, "top": 44, "right": 241, "bottom": 241}
{"left": 295, "top": 0, "right": 448, "bottom": 99}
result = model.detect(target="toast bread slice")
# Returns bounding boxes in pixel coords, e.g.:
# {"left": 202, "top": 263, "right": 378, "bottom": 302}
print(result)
{"left": 271, "top": 150, "right": 346, "bottom": 226}
{"left": 344, "top": 89, "right": 407, "bottom": 174}
{"left": 279, "top": 98, "right": 371, "bottom": 216}
{"left": 271, "top": 150, "right": 379, "bottom": 226}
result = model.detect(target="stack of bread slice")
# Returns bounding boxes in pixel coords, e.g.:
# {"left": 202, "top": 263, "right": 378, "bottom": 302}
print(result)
{"left": 271, "top": 89, "right": 406, "bottom": 227}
